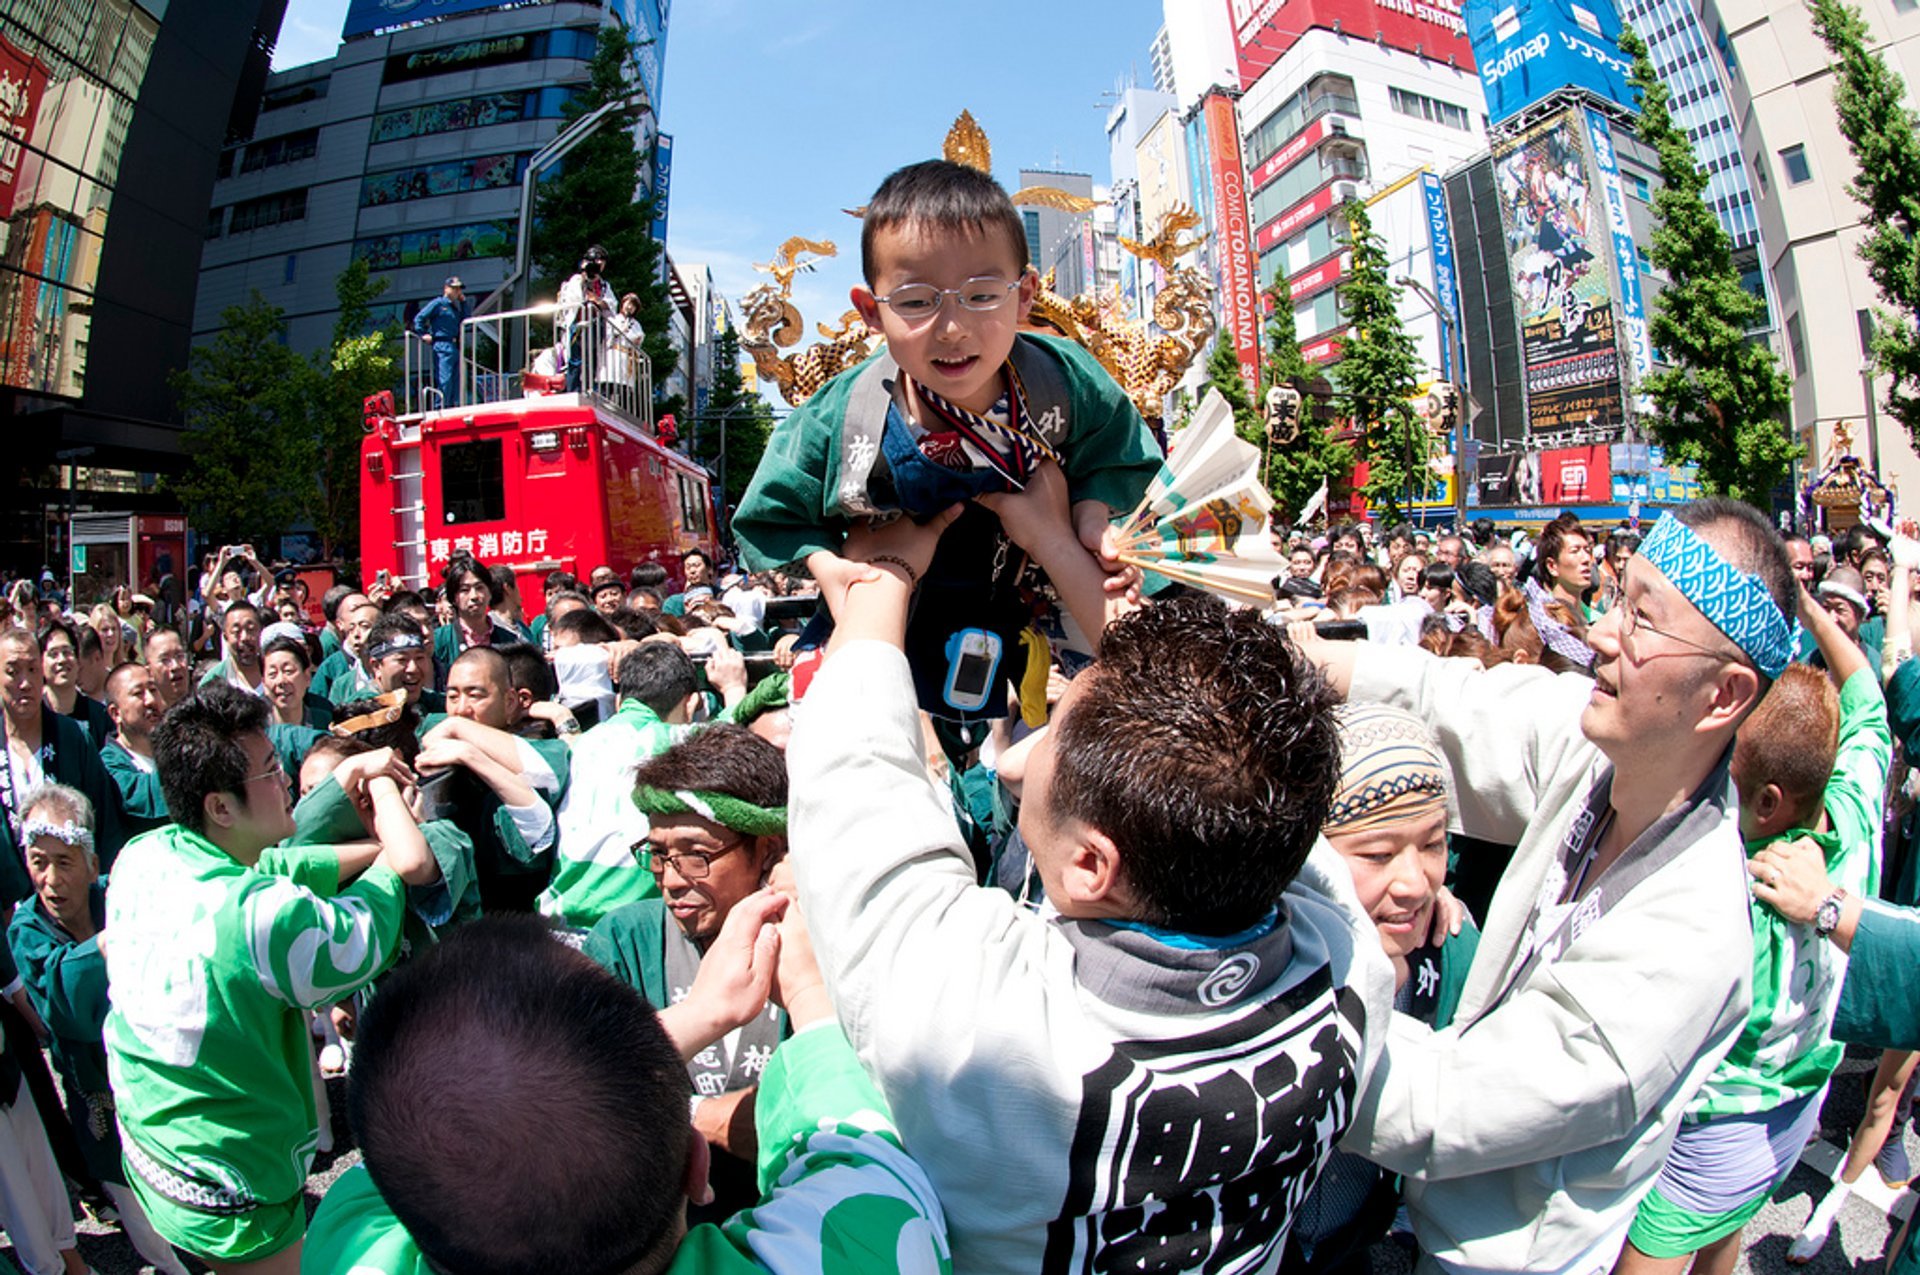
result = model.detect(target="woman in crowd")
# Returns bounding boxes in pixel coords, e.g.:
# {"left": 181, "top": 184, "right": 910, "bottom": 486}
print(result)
{"left": 36, "top": 620, "right": 109, "bottom": 748}
{"left": 1279, "top": 700, "right": 1478, "bottom": 1273}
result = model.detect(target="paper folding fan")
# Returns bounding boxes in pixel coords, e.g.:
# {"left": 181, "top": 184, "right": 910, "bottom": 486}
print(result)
{"left": 1114, "top": 389, "right": 1288, "bottom": 606}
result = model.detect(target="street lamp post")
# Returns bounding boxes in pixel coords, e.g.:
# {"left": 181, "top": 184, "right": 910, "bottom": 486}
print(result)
{"left": 1396, "top": 275, "right": 1468, "bottom": 528}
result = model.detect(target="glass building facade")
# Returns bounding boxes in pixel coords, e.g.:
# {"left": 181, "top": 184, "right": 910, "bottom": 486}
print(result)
{"left": 0, "top": 0, "right": 162, "bottom": 400}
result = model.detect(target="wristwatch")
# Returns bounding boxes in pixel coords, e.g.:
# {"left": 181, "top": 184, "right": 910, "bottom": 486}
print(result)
{"left": 1815, "top": 887, "right": 1849, "bottom": 938}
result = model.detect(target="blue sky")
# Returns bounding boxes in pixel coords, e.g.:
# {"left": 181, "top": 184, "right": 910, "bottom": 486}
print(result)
{"left": 274, "top": 0, "right": 1168, "bottom": 324}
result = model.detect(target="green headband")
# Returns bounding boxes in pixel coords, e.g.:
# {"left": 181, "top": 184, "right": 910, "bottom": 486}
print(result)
{"left": 632, "top": 787, "right": 787, "bottom": 836}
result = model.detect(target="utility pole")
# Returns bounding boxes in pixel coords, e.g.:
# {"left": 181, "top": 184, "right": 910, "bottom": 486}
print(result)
{"left": 1397, "top": 275, "right": 1468, "bottom": 528}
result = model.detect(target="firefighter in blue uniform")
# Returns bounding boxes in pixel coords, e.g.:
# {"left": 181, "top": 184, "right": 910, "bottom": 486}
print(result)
{"left": 413, "top": 276, "right": 469, "bottom": 408}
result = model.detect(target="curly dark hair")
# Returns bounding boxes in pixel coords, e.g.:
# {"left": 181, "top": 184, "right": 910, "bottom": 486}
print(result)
{"left": 1047, "top": 596, "right": 1342, "bottom": 935}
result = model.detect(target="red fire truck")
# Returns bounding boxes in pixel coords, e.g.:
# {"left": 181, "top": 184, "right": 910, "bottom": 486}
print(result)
{"left": 359, "top": 303, "right": 718, "bottom": 616}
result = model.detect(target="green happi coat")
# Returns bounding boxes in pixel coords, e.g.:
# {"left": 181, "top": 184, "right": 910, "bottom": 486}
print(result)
{"left": 291, "top": 774, "right": 481, "bottom": 947}
{"left": 103, "top": 825, "right": 406, "bottom": 1213}
{"left": 538, "top": 700, "right": 711, "bottom": 926}
{"left": 730, "top": 333, "right": 1161, "bottom": 572}
{"left": 301, "top": 1023, "right": 952, "bottom": 1274}
{"left": 100, "top": 738, "right": 169, "bottom": 838}
{"left": 8, "top": 884, "right": 124, "bottom": 1184}
{"left": 1689, "top": 668, "right": 1889, "bottom": 1119}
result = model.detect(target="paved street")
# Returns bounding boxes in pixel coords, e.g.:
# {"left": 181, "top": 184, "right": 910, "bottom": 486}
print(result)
{"left": 8, "top": 1047, "right": 1916, "bottom": 1272}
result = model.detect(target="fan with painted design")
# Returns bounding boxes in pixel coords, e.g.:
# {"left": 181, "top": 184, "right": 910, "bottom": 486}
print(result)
{"left": 1113, "top": 389, "right": 1288, "bottom": 605}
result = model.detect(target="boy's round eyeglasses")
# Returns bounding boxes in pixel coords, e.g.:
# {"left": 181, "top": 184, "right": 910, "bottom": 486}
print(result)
{"left": 873, "top": 278, "right": 1019, "bottom": 322}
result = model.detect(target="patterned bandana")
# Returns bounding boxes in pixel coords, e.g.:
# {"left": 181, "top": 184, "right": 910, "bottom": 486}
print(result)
{"left": 1637, "top": 514, "right": 1795, "bottom": 679}
{"left": 913, "top": 361, "right": 1061, "bottom": 486}
{"left": 20, "top": 815, "right": 91, "bottom": 855}
{"left": 1523, "top": 577, "right": 1597, "bottom": 671}
{"left": 632, "top": 787, "right": 787, "bottom": 836}
{"left": 1324, "top": 704, "right": 1449, "bottom": 834}
{"left": 365, "top": 631, "right": 425, "bottom": 663}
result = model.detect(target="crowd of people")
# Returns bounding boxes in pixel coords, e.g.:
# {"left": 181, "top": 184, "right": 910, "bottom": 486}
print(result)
{"left": 5, "top": 160, "right": 1920, "bottom": 1275}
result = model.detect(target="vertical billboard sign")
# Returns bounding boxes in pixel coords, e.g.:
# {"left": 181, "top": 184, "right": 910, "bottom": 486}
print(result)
{"left": 1493, "top": 109, "right": 1627, "bottom": 445}
{"left": 650, "top": 134, "right": 673, "bottom": 245}
{"left": 1582, "top": 108, "right": 1654, "bottom": 400}
{"left": 1465, "top": 0, "right": 1634, "bottom": 123}
{"left": 0, "top": 33, "right": 47, "bottom": 217}
{"left": 621, "top": 0, "right": 668, "bottom": 114}
{"left": 1200, "top": 90, "right": 1261, "bottom": 401}
{"left": 1420, "top": 171, "right": 1463, "bottom": 383}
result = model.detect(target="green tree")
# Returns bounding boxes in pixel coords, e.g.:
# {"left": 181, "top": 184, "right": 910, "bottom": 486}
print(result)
{"left": 1808, "top": 0, "right": 1920, "bottom": 444}
{"left": 311, "top": 260, "right": 400, "bottom": 559}
{"left": 1261, "top": 272, "right": 1351, "bottom": 522}
{"left": 1333, "top": 200, "right": 1427, "bottom": 520}
{"left": 167, "top": 295, "right": 319, "bottom": 544}
{"left": 531, "top": 25, "right": 682, "bottom": 419}
{"left": 1622, "top": 28, "right": 1795, "bottom": 503}
{"left": 1261, "top": 272, "right": 1314, "bottom": 393}
{"left": 693, "top": 323, "right": 775, "bottom": 518}
{"left": 1203, "top": 326, "right": 1264, "bottom": 449}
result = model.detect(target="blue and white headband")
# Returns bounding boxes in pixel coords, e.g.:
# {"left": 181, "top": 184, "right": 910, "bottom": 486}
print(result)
{"left": 1637, "top": 514, "right": 1796, "bottom": 679}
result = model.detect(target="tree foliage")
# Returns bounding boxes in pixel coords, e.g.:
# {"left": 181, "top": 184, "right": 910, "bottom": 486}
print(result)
{"left": 694, "top": 323, "right": 776, "bottom": 526}
{"left": 1333, "top": 200, "right": 1428, "bottom": 519}
{"left": 1622, "top": 28, "right": 1795, "bottom": 504}
{"left": 531, "top": 25, "right": 682, "bottom": 420}
{"left": 1262, "top": 273, "right": 1351, "bottom": 523}
{"left": 312, "top": 260, "right": 399, "bottom": 559}
{"left": 167, "top": 296, "right": 318, "bottom": 544}
{"left": 1808, "top": 0, "right": 1920, "bottom": 445}
{"left": 1202, "top": 325, "right": 1264, "bottom": 446}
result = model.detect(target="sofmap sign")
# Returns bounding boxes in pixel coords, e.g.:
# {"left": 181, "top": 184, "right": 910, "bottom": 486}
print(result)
{"left": 1465, "top": 0, "right": 1633, "bottom": 123}
{"left": 1420, "top": 172, "right": 1463, "bottom": 382}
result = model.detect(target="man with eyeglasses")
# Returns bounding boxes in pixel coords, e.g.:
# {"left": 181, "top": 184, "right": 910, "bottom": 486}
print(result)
{"left": 1293, "top": 497, "right": 1793, "bottom": 1274}
{"left": 732, "top": 158, "right": 1160, "bottom": 719}
{"left": 103, "top": 684, "right": 439, "bottom": 1274}
{"left": 585, "top": 723, "right": 789, "bottom": 1216}
{"left": 143, "top": 627, "right": 193, "bottom": 709}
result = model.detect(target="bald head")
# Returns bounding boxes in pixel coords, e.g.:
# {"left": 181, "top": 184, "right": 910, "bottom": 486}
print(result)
{"left": 446, "top": 647, "right": 513, "bottom": 729}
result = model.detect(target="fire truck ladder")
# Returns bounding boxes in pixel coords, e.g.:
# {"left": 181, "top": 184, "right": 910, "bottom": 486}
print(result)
{"left": 386, "top": 421, "right": 428, "bottom": 589}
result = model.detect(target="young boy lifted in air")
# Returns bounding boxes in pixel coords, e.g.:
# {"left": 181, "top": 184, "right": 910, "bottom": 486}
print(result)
{"left": 732, "top": 159, "right": 1162, "bottom": 720}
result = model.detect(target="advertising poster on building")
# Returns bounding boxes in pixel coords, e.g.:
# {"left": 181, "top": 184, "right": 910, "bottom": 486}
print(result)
{"left": 620, "top": 0, "right": 669, "bottom": 111}
{"left": 0, "top": 32, "right": 47, "bottom": 218}
{"left": 650, "top": 134, "right": 673, "bottom": 244}
{"left": 353, "top": 219, "right": 514, "bottom": 271}
{"left": 1464, "top": 0, "right": 1634, "bottom": 124}
{"left": 1541, "top": 444, "right": 1609, "bottom": 503}
{"left": 1420, "top": 171, "right": 1463, "bottom": 382}
{"left": 1231, "top": 0, "right": 1474, "bottom": 86}
{"left": 1583, "top": 108, "right": 1655, "bottom": 396}
{"left": 361, "top": 153, "right": 524, "bottom": 208}
{"left": 1475, "top": 448, "right": 1544, "bottom": 506}
{"left": 1494, "top": 110, "right": 1629, "bottom": 445}
{"left": 1197, "top": 91, "right": 1262, "bottom": 400}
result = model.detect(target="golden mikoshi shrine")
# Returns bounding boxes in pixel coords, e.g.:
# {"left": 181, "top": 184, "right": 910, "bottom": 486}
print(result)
{"left": 738, "top": 111, "right": 1219, "bottom": 425}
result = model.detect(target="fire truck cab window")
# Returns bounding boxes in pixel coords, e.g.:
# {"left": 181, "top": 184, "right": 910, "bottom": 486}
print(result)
{"left": 442, "top": 439, "right": 507, "bottom": 525}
